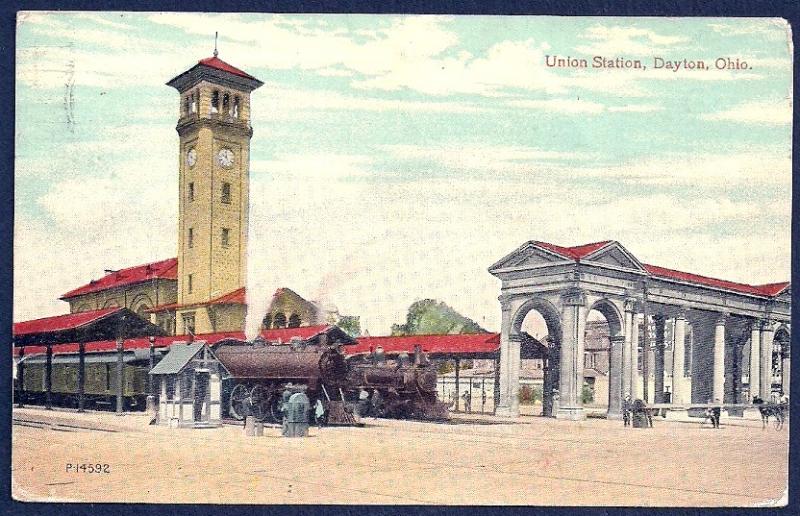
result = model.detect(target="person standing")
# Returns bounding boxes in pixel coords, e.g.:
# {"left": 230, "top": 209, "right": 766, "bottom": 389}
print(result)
{"left": 314, "top": 399, "right": 325, "bottom": 429}
{"left": 622, "top": 395, "right": 632, "bottom": 427}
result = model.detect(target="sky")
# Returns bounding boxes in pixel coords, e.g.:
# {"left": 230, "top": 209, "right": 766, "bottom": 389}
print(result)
{"left": 14, "top": 13, "right": 793, "bottom": 335}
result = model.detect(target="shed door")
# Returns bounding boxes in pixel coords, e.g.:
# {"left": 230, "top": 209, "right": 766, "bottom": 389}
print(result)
{"left": 194, "top": 371, "right": 210, "bottom": 422}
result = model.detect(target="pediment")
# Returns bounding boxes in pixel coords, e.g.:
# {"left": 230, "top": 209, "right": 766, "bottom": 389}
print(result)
{"left": 582, "top": 242, "right": 646, "bottom": 272}
{"left": 775, "top": 286, "right": 791, "bottom": 302}
{"left": 489, "top": 242, "right": 572, "bottom": 272}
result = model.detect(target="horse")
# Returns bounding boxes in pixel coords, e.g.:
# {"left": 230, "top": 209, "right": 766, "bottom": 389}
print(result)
{"left": 753, "top": 396, "right": 785, "bottom": 430}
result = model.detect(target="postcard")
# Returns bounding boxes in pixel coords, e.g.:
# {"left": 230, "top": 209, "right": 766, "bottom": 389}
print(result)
{"left": 12, "top": 12, "right": 792, "bottom": 506}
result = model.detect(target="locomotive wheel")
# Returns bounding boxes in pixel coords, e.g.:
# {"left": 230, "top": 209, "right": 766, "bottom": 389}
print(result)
{"left": 250, "top": 385, "right": 270, "bottom": 422}
{"left": 228, "top": 384, "right": 250, "bottom": 421}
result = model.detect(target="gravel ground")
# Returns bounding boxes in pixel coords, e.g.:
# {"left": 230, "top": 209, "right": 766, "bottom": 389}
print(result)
{"left": 11, "top": 406, "right": 788, "bottom": 506}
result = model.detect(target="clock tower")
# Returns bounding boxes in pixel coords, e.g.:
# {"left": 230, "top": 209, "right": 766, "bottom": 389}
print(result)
{"left": 167, "top": 53, "right": 263, "bottom": 334}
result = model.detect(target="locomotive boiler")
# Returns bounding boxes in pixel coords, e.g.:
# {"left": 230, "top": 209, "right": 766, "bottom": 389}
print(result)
{"left": 213, "top": 337, "right": 354, "bottom": 424}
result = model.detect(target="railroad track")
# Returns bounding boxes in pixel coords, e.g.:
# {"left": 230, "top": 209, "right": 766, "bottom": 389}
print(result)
{"left": 13, "top": 416, "right": 119, "bottom": 433}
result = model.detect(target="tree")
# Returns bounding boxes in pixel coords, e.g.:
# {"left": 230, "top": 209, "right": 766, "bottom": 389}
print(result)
{"left": 336, "top": 315, "right": 361, "bottom": 338}
{"left": 391, "top": 299, "right": 486, "bottom": 336}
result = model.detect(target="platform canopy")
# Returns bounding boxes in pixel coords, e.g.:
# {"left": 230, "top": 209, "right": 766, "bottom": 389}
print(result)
{"left": 13, "top": 307, "right": 165, "bottom": 347}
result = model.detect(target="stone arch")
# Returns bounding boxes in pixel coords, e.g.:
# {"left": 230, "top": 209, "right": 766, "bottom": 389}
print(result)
{"left": 510, "top": 296, "right": 563, "bottom": 345}
{"left": 102, "top": 299, "right": 120, "bottom": 309}
{"left": 773, "top": 325, "right": 791, "bottom": 396}
{"left": 130, "top": 294, "right": 154, "bottom": 319}
{"left": 76, "top": 304, "right": 92, "bottom": 313}
{"left": 506, "top": 296, "right": 563, "bottom": 417}
{"left": 587, "top": 298, "right": 624, "bottom": 338}
{"left": 585, "top": 298, "right": 626, "bottom": 416}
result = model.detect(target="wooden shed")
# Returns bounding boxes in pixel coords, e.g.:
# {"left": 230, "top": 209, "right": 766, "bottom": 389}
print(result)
{"left": 149, "top": 341, "right": 228, "bottom": 428}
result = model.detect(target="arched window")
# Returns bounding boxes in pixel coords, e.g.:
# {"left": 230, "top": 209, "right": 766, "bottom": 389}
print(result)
{"left": 288, "top": 314, "right": 301, "bottom": 328}
{"left": 222, "top": 92, "right": 230, "bottom": 115}
{"left": 76, "top": 304, "right": 91, "bottom": 313}
{"left": 262, "top": 314, "right": 272, "bottom": 330}
{"left": 135, "top": 304, "right": 151, "bottom": 319}
{"left": 233, "top": 96, "right": 240, "bottom": 118}
{"left": 211, "top": 90, "right": 219, "bottom": 114}
{"left": 273, "top": 313, "right": 287, "bottom": 329}
{"left": 183, "top": 96, "right": 190, "bottom": 115}
{"left": 191, "top": 90, "right": 198, "bottom": 113}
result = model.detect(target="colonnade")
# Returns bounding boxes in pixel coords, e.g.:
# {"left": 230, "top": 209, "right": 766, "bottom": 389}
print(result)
{"left": 497, "top": 290, "right": 790, "bottom": 420}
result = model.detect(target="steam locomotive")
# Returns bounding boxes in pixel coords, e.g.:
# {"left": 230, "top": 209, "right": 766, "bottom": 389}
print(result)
{"left": 214, "top": 338, "right": 449, "bottom": 423}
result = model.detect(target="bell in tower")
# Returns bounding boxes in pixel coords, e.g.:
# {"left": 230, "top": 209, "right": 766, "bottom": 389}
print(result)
{"left": 166, "top": 51, "right": 263, "bottom": 335}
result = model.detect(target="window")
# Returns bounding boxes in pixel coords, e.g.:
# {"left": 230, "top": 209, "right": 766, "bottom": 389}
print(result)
{"left": 221, "top": 228, "right": 230, "bottom": 247}
{"left": 273, "top": 312, "right": 287, "bottom": 329}
{"left": 166, "top": 377, "right": 176, "bottom": 400}
{"left": 222, "top": 92, "right": 230, "bottom": 114}
{"left": 288, "top": 314, "right": 301, "bottom": 328}
{"left": 221, "top": 182, "right": 231, "bottom": 204}
{"left": 105, "top": 363, "right": 112, "bottom": 391}
{"left": 262, "top": 314, "right": 272, "bottom": 330}
{"left": 233, "top": 96, "right": 240, "bottom": 118}
{"left": 188, "top": 227, "right": 194, "bottom": 248}
{"left": 188, "top": 182, "right": 194, "bottom": 202}
{"left": 211, "top": 90, "right": 219, "bottom": 114}
{"left": 183, "top": 313, "right": 196, "bottom": 335}
{"left": 191, "top": 91, "right": 198, "bottom": 113}
{"left": 187, "top": 274, "right": 193, "bottom": 294}
{"left": 183, "top": 96, "right": 190, "bottom": 115}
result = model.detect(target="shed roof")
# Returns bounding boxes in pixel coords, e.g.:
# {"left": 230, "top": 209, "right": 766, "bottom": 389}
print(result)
{"left": 149, "top": 342, "right": 206, "bottom": 375}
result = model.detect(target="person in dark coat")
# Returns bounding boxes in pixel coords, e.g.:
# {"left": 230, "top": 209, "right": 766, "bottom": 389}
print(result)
{"left": 622, "top": 395, "right": 632, "bottom": 427}
{"left": 241, "top": 396, "right": 253, "bottom": 428}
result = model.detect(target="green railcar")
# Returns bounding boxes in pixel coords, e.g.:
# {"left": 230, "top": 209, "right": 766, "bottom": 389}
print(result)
{"left": 17, "top": 351, "right": 153, "bottom": 410}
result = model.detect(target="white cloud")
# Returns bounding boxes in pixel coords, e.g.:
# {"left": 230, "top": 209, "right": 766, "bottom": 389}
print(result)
{"left": 576, "top": 24, "right": 689, "bottom": 57}
{"left": 700, "top": 100, "right": 792, "bottom": 125}
{"left": 707, "top": 19, "right": 790, "bottom": 40}
{"left": 505, "top": 98, "right": 608, "bottom": 114}
{"left": 260, "top": 82, "right": 487, "bottom": 116}
{"left": 606, "top": 104, "right": 663, "bottom": 112}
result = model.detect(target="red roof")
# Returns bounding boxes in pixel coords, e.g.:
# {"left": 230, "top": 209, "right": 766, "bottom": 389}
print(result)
{"left": 348, "top": 333, "right": 501, "bottom": 356}
{"left": 149, "top": 286, "right": 246, "bottom": 312}
{"left": 13, "top": 308, "right": 121, "bottom": 336}
{"left": 535, "top": 240, "right": 788, "bottom": 298}
{"left": 198, "top": 56, "right": 257, "bottom": 80}
{"left": 755, "top": 282, "right": 791, "bottom": 296}
{"left": 61, "top": 258, "right": 177, "bottom": 299}
{"left": 535, "top": 240, "right": 612, "bottom": 260}
{"left": 12, "top": 325, "right": 338, "bottom": 358}
{"left": 643, "top": 264, "right": 788, "bottom": 298}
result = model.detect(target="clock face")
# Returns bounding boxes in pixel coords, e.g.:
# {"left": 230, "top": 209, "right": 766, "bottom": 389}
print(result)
{"left": 217, "top": 148, "right": 234, "bottom": 168}
{"left": 186, "top": 148, "right": 197, "bottom": 167}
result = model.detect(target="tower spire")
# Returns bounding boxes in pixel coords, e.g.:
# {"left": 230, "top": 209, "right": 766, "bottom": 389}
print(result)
{"left": 213, "top": 31, "right": 218, "bottom": 57}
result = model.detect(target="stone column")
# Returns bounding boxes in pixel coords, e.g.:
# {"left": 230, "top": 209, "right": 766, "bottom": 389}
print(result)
{"left": 749, "top": 322, "right": 760, "bottom": 399}
{"left": 607, "top": 335, "right": 624, "bottom": 419}
{"left": 672, "top": 312, "right": 686, "bottom": 405}
{"left": 496, "top": 301, "right": 520, "bottom": 417}
{"left": 622, "top": 299, "right": 635, "bottom": 397}
{"left": 630, "top": 315, "right": 640, "bottom": 400}
{"left": 654, "top": 314, "right": 666, "bottom": 403}
{"left": 558, "top": 288, "right": 586, "bottom": 420}
{"left": 759, "top": 321, "right": 774, "bottom": 400}
{"left": 713, "top": 314, "right": 727, "bottom": 403}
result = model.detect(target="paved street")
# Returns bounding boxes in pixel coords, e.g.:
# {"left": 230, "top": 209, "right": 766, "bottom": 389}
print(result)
{"left": 12, "top": 407, "right": 787, "bottom": 506}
